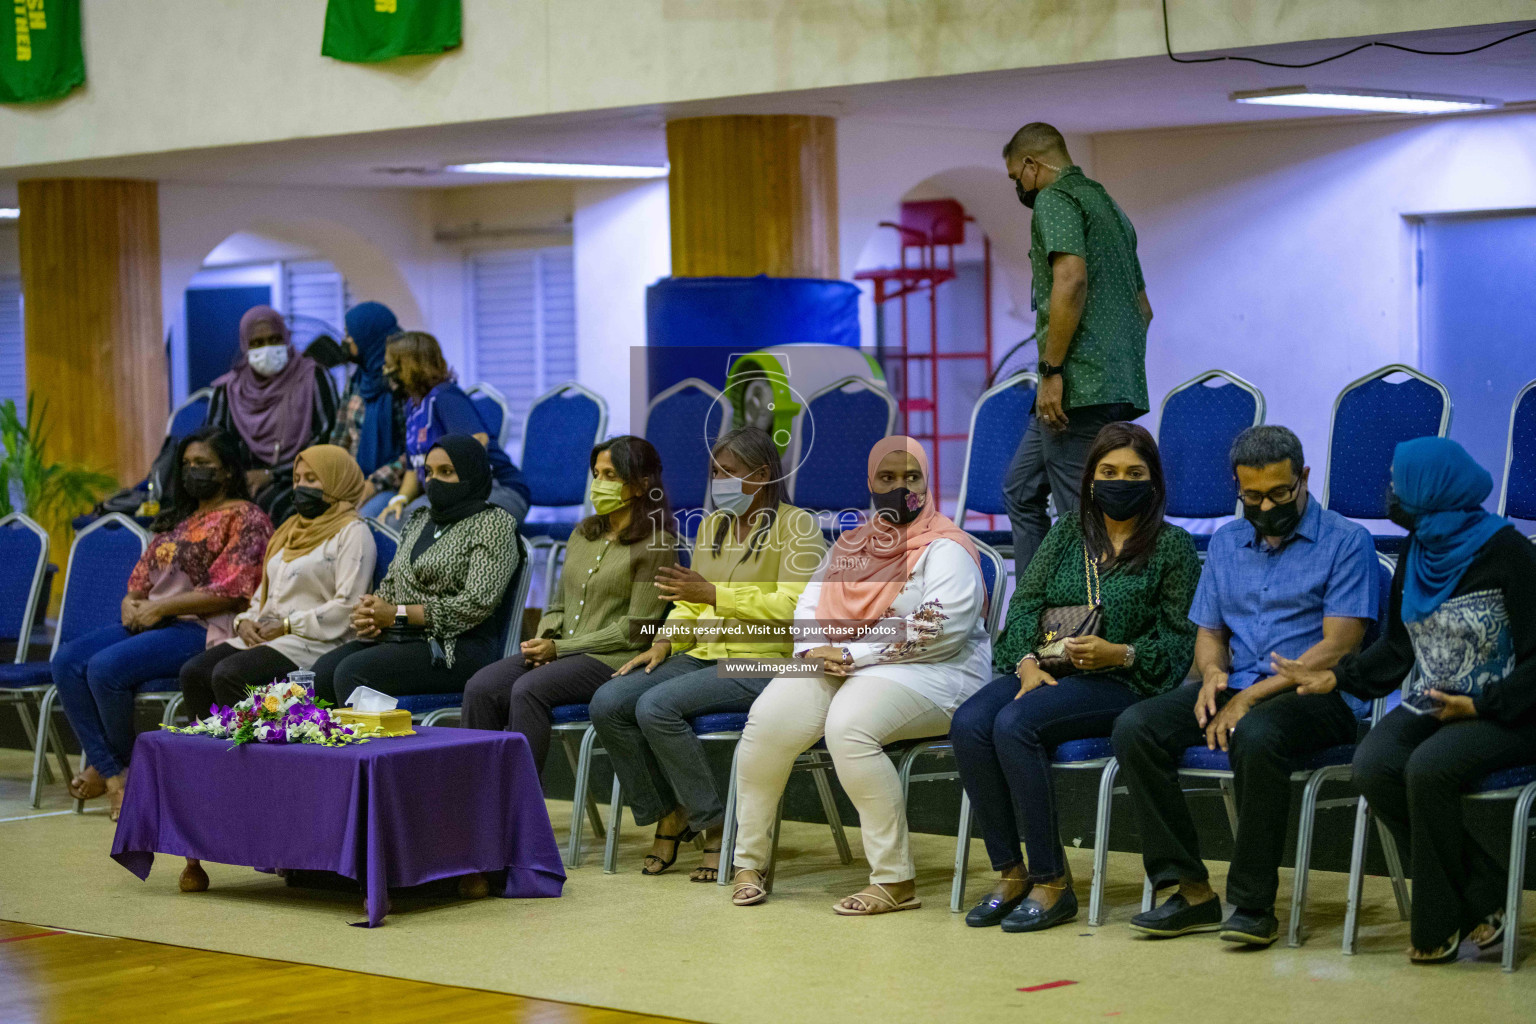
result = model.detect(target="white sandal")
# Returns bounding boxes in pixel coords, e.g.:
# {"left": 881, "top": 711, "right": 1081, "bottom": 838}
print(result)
{"left": 732, "top": 869, "right": 768, "bottom": 907}
{"left": 832, "top": 882, "right": 922, "bottom": 916}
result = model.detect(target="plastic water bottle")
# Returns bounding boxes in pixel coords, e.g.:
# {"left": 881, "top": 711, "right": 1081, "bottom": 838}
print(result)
{"left": 137, "top": 476, "right": 161, "bottom": 519}
{"left": 286, "top": 670, "right": 316, "bottom": 695}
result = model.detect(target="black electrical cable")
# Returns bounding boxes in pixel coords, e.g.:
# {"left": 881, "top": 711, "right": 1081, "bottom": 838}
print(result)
{"left": 1162, "top": 0, "right": 1536, "bottom": 69}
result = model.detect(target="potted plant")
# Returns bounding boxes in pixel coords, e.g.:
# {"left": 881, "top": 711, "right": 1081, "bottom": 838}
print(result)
{"left": 0, "top": 395, "right": 118, "bottom": 535}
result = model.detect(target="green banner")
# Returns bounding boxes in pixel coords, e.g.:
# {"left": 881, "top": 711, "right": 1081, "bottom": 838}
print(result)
{"left": 322, "top": 0, "right": 461, "bottom": 63}
{"left": 1, "top": 0, "right": 84, "bottom": 103}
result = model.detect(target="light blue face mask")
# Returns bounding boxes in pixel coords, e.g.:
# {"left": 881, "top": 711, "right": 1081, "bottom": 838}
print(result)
{"left": 710, "top": 475, "right": 755, "bottom": 516}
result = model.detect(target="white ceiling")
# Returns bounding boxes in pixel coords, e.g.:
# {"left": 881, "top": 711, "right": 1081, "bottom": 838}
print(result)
{"left": 3, "top": 21, "right": 1533, "bottom": 191}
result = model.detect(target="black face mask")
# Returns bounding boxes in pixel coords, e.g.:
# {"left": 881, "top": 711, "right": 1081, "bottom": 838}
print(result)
{"left": 1094, "top": 479, "right": 1154, "bottom": 522}
{"left": 1386, "top": 493, "right": 1417, "bottom": 532}
{"left": 181, "top": 466, "right": 223, "bottom": 501}
{"left": 425, "top": 478, "right": 476, "bottom": 512}
{"left": 1014, "top": 177, "right": 1039, "bottom": 209}
{"left": 1244, "top": 495, "right": 1304, "bottom": 539}
{"left": 292, "top": 486, "right": 332, "bottom": 520}
{"left": 872, "top": 487, "right": 925, "bottom": 526}
{"left": 302, "top": 335, "right": 348, "bottom": 370}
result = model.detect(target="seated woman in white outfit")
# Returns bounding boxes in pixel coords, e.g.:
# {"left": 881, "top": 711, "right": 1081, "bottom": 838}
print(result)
{"left": 729, "top": 435, "right": 990, "bottom": 915}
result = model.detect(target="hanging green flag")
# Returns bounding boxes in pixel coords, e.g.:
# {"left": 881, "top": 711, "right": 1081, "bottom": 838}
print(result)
{"left": 322, "top": 0, "right": 461, "bottom": 63}
{"left": 1, "top": 0, "right": 84, "bottom": 103}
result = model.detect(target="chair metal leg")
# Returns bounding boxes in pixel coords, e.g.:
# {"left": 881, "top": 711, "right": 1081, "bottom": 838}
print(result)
{"left": 566, "top": 726, "right": 599, "bottom": 868}
{"left": 1141, "top": 874, "right": 1154, "bottom": 913}
{"left": 810, "top": 759, "right": 851, "bottom": 865}
{"left": 951, "top": 791, "right": 974, "bottom": 913}
{"left": 1342, "top": 796, "right": 1372, "bottom": 955}
{"left": 542, "top": 542, "right": 567, "bottom": 606}
{"left": 161, "top": 693, "right": 185, "bottom": 728}
{"left": 1088, "top": 758, "right": 1119, "bottom": 926}
{"left": 717, "top": 743, "right": 742, "bottom": 887}
{"left": 1502, "top": 783, "right": 1536, "bottom": 972}
{"left": 1218, "top": 776, "right": 1239, "bottom": 836}
{"left": 46, "top": 714, "right": 70, "bottom": 799}
{"left": 1287, "top": 769, "right": 1331, "bottom": 947}
{"left": 29, "top": 685, "right": 59, "bottom": 809}
{"left": 897, "top": 745, "right": 922, "bottom": 803}
{"left": 1376, "top": 819, "right": 1411, "bottom": 921}
{"left": 12, "top": 697, "right": 52, "bottom": 786}
{"left": 602, "top": 772, "right": 623, "bottom": 874}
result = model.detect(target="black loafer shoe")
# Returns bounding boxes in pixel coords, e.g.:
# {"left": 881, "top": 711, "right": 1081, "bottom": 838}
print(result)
{"left": 1220, "top": 907, "right": 1280, "bottom": 946}
{"left": 1129, "top": 893, "right": 1223, "bottom": 937}
{"left": 965, "top": 890, "right": 1028, "bottom": 927}
{"left": 1001, "top": 887, "right": 1079, "bottom": 933}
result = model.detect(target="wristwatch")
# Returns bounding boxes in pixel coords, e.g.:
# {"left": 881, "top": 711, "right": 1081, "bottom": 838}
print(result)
{"left": 1123, "top": 643, "right": 1137, "bottom": 668}
{"left": 393, "top": 605, "right": 408, "bottom": 628}
{"left": 1038, "top": 359, "right": 1064, "bottom": 377}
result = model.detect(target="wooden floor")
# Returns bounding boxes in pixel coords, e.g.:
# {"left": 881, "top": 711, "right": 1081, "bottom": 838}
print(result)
{"left": 0, "top": 920, "right": 690, "bottom": 1024}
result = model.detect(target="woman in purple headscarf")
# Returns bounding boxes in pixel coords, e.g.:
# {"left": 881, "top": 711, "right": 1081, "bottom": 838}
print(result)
{"left": 208, "top": 305, "right": 339, "bottom": 524}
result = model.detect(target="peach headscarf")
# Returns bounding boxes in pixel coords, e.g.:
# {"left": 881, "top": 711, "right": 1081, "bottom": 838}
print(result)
{"left": 814, "top": 436, "right": 982, "bottom": 635}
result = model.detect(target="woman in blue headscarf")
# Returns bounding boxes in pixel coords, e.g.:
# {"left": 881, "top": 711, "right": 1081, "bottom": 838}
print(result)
{"left": 330, "top": 301, "right": 406, "bottom": 482}
{"left": 1275, "top": 437, "right": 1536, "bottom": 964}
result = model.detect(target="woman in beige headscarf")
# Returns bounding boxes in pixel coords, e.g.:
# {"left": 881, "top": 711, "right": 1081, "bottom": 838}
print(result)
{"left": 178, "top": 444, "right": 378, "bottom": 720}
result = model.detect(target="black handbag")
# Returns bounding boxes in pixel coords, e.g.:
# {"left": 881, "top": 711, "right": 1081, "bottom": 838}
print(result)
{"left": 1033, "top": 544, "right": 1105, "bottom": 677}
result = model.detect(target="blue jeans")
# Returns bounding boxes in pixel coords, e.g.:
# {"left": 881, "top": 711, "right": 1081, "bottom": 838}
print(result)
{"left": 951, "top": 672, "right": 1140, "bottom": 878}
{"left": 52, "top": 622, "right": 208, "bottom": 779}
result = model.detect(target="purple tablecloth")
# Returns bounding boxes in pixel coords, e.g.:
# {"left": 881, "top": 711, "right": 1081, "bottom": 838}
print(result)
{"left": 111, "top": 726, "right": 565, "bottom": 926}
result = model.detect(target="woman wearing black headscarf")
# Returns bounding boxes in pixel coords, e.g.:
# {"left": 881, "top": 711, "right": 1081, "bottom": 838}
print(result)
{"left": 330, "top": 301, "right": 406, "bottom": 479}
{"left": 312, "top": 435, "right": 521, "bottom": 706}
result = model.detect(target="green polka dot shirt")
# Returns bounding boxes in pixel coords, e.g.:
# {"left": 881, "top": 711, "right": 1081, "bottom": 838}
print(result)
{"left": 1031, "top": 166, "right": 1150, "bottom": 415}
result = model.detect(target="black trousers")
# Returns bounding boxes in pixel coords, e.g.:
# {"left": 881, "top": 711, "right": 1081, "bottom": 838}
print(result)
{"left": 179, "top": 642, "right": 300, "bottom": 720}
{"left": 1111, "top": 681, "right": 1359, "bottom": 911}
{"left": 461, "top": 653, "right": 613, "bottom": 773}
{"left": 312, "top": 636, "right": 498, "bottom": 706}
{"left": 1354, "top": 705, "right": 1536, "bottom": 949}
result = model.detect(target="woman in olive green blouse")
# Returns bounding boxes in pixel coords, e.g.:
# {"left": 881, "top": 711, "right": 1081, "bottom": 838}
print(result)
{"left": 462, "top": 436, "right": 676, "bottom": 771}
{"left": 951, "top": 421, "right": 1200, "bottom": 934}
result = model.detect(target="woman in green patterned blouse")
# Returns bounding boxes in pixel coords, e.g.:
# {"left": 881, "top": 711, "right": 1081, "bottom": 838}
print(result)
{"left": 461, "top": 436, "right": 677, "bottom": 772}
{"left": 951, "top": 421, "right": 1200, "bottom": 933}
{"left": 313, "top": 435, "right": 520, "bottom": 706}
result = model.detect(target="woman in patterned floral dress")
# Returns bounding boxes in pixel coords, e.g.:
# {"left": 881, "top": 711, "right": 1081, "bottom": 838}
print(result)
{"left": 950, "top": 421, "right": 1199, "bottom": 933}
{"left": 729, "top": 436, "right": 990, "bottom": 915}
{"left": 54, "top": 426, "right": 273, "bottom": 820}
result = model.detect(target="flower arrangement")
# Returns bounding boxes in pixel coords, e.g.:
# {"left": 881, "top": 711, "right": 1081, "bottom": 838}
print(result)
{"left": 169, "top": 681, "right": 369, "bottom": 747}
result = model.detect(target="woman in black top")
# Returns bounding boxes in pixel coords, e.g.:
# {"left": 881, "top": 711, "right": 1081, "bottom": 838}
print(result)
{"left": 1277, "top": 438, "right": 1536, "bottom": 964}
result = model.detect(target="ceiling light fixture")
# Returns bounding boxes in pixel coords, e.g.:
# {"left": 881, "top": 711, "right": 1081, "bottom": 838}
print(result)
{"left": 0, "top": 208, "right": 18, "bottom": 220}
{"left": 1231, "top": 86, "right": 1502, "bottom": 115}
{"left": 443, "top": 161, "right": 669, "bottom": 179}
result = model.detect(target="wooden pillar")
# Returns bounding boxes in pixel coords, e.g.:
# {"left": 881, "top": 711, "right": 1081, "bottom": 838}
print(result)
{"left": 18, "top": 179, "right": 165, "bottom": 484}
{"left": 666, "top": 115, "right": 838, "bottom": 278}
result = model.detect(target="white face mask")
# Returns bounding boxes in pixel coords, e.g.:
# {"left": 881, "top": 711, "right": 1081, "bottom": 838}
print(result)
{"left": 710, "top": 475, "right": 755, "bottom": 516}
{"left": 247, "top": 345, "right": 290, "bottom": 378}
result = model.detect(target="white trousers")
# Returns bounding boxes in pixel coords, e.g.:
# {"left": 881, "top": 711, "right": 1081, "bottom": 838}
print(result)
{"left": 733, "top": 673, "right": 951, "bottom": 884}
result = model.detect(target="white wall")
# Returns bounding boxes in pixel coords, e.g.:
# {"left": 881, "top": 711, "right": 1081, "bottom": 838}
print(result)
{"left": 572, "top": 180, "right": 671, "bottom": 437}
{"left": 1093, "top": 109, "right": 1536, "bottom": 468}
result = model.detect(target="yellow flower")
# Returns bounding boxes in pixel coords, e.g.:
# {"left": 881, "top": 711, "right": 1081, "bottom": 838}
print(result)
{"left": 263, "top": 694, "right": 281, "bottom": 713}
{"left": 288, "top": 683, "right": 305, "bottom": 699}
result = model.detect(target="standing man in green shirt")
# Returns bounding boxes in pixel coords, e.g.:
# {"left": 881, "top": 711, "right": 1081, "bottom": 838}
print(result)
{"left": 1000, "top": 122, "right": 1154, "bottom": 572}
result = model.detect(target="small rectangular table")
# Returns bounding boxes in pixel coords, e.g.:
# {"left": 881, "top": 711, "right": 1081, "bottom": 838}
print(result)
{"left": 112, "top": 726, "right": 565, "bottom": 926}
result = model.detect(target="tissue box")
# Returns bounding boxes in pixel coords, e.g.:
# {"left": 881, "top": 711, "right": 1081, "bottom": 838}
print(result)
{"left": 333, "top": 709, "right": 416, "bottom": 737}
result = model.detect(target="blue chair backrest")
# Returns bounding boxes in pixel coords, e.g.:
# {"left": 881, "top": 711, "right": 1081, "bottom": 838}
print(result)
{"left": 522, "top": 385, "right": 604, "bottom": 508}
{"left": 791, "top": 381, "right": 895, "bottom": 513}
{"left": 1326, "top": 367, "right": 1449, "bottom": 519}
{"left": 56, "top": 516, "right": 147, "bottom": 652}
{"left": 646, "top": 381, "right": 725, "bottom": 513}
{"left": 974, "top": 540, "right": 1005, "bottom": 639}
{"left": 1159, "top": 372, "right": 1264, "bottom": 519}
{"left": 466, "top": 388, "right": 509, "bottom": 445}
{"left": 0, "top": 515, "right": 47, "bottom": 648}
{"left": 959, "top": 375, "right": 1036, "bottom": 521}
{"left": 365, "top": 520, "right": 399, "bottom": 590}
{"left": 494, "top": 536, "right": 533, "bottom": 657}
{"left": 168, "top": 391, "right": 211, "bottom": 441}
{"left": 1502, "top": 381, "right": 1536, "bottom": 519}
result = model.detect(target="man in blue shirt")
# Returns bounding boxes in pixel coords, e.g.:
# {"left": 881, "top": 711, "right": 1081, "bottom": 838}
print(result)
{"left": 1111, "top": 425, "right": 1378, "bottom": 946}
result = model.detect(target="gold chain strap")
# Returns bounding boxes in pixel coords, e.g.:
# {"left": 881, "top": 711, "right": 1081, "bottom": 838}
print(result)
{"left": 1082, "top": 544, "right": 1102, "bottom": 607}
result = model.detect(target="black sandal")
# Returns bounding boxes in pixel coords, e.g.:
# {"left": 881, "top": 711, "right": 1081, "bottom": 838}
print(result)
{"left": 691, "top": 848, "right": 723, "bottom": 883}
{"left": 641, "top": 827, "right": 698, "bottom": 876}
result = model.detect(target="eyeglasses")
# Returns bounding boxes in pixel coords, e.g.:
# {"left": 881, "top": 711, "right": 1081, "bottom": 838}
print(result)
{"left": 1239, "top": 479, "right": 1301, "bottom": 507}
